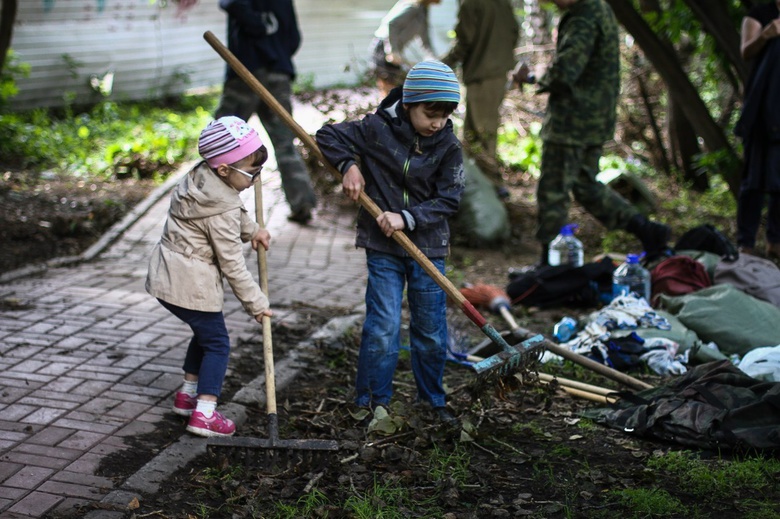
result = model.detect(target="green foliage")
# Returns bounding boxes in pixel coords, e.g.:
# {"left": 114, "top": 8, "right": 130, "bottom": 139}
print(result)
{"left": 498, "top": 121, "right": 542, "bottom": 178}
{"left": 0, "top": 51, "right": 31, "bottom": 109}
{"left": 427, "top": 443, "right": 471, "bottom": 486}
{"left": 647, "top": 450, "right": 780, "bottom": 500}
{"left": 0, "top": 93, "right": 218, "bottom": 180}
{"left": 273, "top": 489, "right": 330, "bottom": 519}
{"left": 343, "top": 478, "right": 414, "bottom": 519}
{"left": 609, "top": 487, "right": 689, "bottom": 518}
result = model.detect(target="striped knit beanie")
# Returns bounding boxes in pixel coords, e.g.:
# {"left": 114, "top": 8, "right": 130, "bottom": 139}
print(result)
{"left": 198, "top": 116, "right": 263, "bottom": 168}
{"left": 402, "top": 60, "right": 460, "bottom": 104}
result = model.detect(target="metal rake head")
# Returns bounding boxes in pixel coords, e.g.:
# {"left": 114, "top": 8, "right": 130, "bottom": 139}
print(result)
{"left": 468, "top": 335, "right": 545, "bottom": 399}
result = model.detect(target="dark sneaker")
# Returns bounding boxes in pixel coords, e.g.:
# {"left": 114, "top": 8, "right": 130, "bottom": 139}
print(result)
{"left": 434, "top": 407, "right": 459, "bottom": 427}
{"left": 287, "top": 206, "right": 313, "bottom": 225}
{"left": 172, "top": 392, "right": 197, "bottom": 417}
{"left": 186, "top": 410, "right": 236, "bottom": 437}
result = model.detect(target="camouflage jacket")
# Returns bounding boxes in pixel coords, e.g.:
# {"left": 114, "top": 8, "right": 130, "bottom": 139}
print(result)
{"left": 538, "top": 0, "right": 619, "bottom": 146}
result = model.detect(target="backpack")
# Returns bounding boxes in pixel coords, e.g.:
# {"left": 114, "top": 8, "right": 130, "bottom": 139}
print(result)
{"left": 506, "top": 257, "right": 615, "bottom": 308}
{"left": 582, "top": 360, "right": 780, "bottom": 450}
{"left": 713, "top": 253, "right": 780, "bottom": 307}
{"left": 674, "top": 224, "right": 738, "bottom": 260}
{"left": 650, "top": 256, "right": 711, "bottom": 307}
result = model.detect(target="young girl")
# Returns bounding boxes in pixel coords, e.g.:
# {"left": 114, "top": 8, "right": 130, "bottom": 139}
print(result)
{"left": 146, "top": 116, "right": 273, "bottom": 437}
{"left": 316, "top": 60, "right": 464, "bottom": 427}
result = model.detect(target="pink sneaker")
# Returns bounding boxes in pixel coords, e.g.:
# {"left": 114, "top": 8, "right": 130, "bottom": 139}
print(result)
{"left": 172, "top": 392, "right": 197, "bottom": 416}
{"left": 186, "top": 410, "right": 236, "bottom": 437}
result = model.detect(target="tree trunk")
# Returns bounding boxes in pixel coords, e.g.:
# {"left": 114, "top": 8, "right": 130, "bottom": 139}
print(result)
{"left": 0, "top": 0, "right": 17, "bottom": 74}
{"left": 683, "top": 0, "right": 747, "bottom": 87}
{"left": 605, "top": 0, "right": 742, "bottom": 197}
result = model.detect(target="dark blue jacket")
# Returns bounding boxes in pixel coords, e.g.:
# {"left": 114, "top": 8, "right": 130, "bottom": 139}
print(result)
{"left": 219, "top": 0, "right": 301, "bottom": 79}
{"left": 316, "top": 87, "right": 465, "bottom": 258}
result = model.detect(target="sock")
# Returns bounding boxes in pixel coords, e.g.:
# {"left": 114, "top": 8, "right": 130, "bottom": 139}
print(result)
{"left": 196, "top": 399, "right": 217, "bottom": 417}
{"left": 180, "top": 379, "right": 198, "bottom": 397}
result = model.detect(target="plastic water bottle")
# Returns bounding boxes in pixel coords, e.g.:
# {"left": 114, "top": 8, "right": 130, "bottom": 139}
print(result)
{"left": 553, "top": 316, "right": 578, "bottom": 342}
{"left": 612, "top": 253, "right": 652, "bottom": 302}
{"left": 548, "top": 224, "right": 584, "bottom": 267}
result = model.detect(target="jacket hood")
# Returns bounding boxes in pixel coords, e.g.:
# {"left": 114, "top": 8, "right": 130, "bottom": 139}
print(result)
{"left": 169, "top": 161, "right": 244, "bottom": 220}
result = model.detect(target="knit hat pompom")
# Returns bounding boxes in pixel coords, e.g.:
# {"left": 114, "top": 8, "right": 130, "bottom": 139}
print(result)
{"left": 402, "top": 60, "right": 460, "bottom": 105}
{"left": 198, "top": 116, "right": 263, "bottom": 168}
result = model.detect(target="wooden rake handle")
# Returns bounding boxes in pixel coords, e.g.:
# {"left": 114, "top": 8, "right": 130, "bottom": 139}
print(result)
{"left": 204, "top": 30, "right": 486, "bottom": 329}
{"left": 254, "top": 182, "right": 277, "bottom": 415}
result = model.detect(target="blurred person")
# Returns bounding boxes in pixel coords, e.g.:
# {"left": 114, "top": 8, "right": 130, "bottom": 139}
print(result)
{"left": 511, "top": 0, "right": 670, "bottom": 265}
{"left": 735, "top": 0, "right": 780, "bottom": 263}
{"left": 216, "top": 0, "right": 317, "bottom": 224}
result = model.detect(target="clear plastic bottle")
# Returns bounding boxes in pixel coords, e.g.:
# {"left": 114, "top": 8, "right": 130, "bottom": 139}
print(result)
{"left": 612, "top": 253, "right": 651, "bottom": 302}
{"left": 548, "top": 224, "right": 584, "bottom": 267}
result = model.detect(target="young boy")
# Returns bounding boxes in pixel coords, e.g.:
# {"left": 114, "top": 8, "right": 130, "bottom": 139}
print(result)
{"left": 316, "top": 60, "right": 464, "bottom": 425}
{"left": 146, "top": 116, "right": 273, "bottom": 438}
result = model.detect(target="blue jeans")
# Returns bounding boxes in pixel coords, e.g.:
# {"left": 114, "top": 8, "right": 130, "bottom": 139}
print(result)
{"left": 158, "top": 300, "right": 230, "bottom": 398}
{"left": 355, "top": 250, "right": 448, "bottom": 409}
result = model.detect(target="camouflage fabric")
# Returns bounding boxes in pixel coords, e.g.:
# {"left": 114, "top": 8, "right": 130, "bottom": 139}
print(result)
{"left": 216, "top": 70, "right": 316, "bottom": 214}
{"left": 535, "top": 143, "right": 638, "bottom": 244}
{"left": 583, "top": 360, "right": 780, "bottom": 450}
{"left": 463, "top": 76, "right": 508, "bottom": 157}
{"left": 538, "top": 0, "right": 619, "bottom": 146}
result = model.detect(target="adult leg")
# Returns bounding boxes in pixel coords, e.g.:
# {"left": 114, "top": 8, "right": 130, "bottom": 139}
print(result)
{"left": 355, "top": 251, "right": 405, "bottom": 409}
{"left": 463, "top": 76, "right": 507, "bottom": 158}
{"left": 535, "top": 142, "right": 578, "bottom": 263}
{"left": 215, "top": 75, "right": 258, "bottom": 123}
{"left": 571, "top": 145, "right": 669, "bottom": 256}
{"left": 405, "top": 256, "right": 448, "bottom": 408}
{"left": 767, "top": 192, "right": 780, "bottom": 259}
{"left": 736, "top": 187, "right": 764, "bottom": 251}
{"left": 254, "top": 69, "right": 317, "bottom": 221}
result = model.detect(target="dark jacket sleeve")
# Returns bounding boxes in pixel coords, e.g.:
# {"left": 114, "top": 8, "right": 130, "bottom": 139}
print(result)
{"left": 315, "top": 119, "right": 370, "bottom": 175}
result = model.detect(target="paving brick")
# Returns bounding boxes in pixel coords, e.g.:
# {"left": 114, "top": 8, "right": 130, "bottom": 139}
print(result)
{"left": 2, "top": 371, "right": 54, "bottom": 385}
{"left": 3, "top": 466, "right": 55, "bottom": 489}
{"left": 0, "top": 485, "right": 28, "bottom": 500}
{"left": 20, "top": 407, "right": 70, "bottom": 426}
{"left": 51, "top": 418, "right": 118, "bottom": 435}
{"left": 1, "top": 451, "right": 71, "bottom": 470}
{"left": 1, "top": 404, "right": 38, "bottom": 422}
{"left": 105, "top": 401, "right": 150, "bottom": 420}
{"left": 69, "top": 380, "right": 113, "bottom": 397}
{"left": 8, "top": 492, "right": 63, "bottom": 517}
{"left": 50, "top": 470, "right": 114, "bottom": 489}
{"left": 0, "top": 386, "right": 33, "bottom": 404}
{"left": 42, "top": 377, "right": 86, "bottom": 393}
{"left": 50, "top": 497, "right": 96, "bottom": 518}
{"left": 20, "top": 394, "right": 83, "bottom": 409}
{"left": 0, "top": 460, "right": 23, "bottom": 482}
{"left": 75, "top": 397, "right": 122, "bottom": 416}
{"left": 57, "top": 430, "right": 106, "bottom": 451}
{"left": 26, "top": 426, "right": 74, "bottom": 447}
{"left": 14, "top": 442, "right": 83, "bottom": 461}
{"left": 63, "top": 453, "right": 103, "bottom": 475}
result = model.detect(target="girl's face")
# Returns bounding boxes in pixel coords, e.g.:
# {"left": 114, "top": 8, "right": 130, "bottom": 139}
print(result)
{"left": 406, "top": 104, "right": 450, "bottom": 137}
{"left": 218, "top": 148, "right": 267, "bottom": 191}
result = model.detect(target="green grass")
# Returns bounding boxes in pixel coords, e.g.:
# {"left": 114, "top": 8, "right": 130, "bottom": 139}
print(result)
{"left": 610, "top": 487, "right": 689, "bottom": 518}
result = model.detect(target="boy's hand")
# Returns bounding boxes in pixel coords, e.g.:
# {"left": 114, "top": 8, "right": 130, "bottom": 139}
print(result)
{"left": 251, "top": 229, "right": 271, "bottom": 251}
{"left": 254, "top": 308, "right": 273, "bottom": 323}
{"left": 377, "top": 211, "right": 405, "bottom": 237}
{"left": 343, "top": 165, "right": 365, "bottom": 202}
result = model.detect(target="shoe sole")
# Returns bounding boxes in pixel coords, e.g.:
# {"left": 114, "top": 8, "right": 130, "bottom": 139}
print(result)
{"left": 185, "top": 424, "right": 235, "bottom": 438}
{"left": 172, "top": 406, "right": 194, "bottom": 417}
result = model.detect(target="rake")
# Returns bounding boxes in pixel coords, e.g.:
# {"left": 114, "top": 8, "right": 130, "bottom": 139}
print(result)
{"left": 206, "top": 175, "right": 339, "bottom": 469}
{"left": 203, "top": 30, "right": 543, "bottom": 384}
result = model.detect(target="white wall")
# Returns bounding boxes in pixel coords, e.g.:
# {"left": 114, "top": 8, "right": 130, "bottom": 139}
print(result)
{"left": 8, "top": 0, "right": 459, "bottom": 110}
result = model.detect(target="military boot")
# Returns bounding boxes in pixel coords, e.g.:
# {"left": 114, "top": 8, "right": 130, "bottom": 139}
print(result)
{"left": 626, "top": 214, "right": 671, "bottom": 259}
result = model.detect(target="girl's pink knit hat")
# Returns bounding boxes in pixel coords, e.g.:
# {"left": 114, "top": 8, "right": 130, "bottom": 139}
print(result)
{"left": 198, "top": 116, "right": 263, "bottom": 168}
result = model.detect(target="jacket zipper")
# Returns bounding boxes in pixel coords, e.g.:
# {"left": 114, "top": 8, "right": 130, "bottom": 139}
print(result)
{"left": 402, "top": 136, "right": 419, "bottom": 208}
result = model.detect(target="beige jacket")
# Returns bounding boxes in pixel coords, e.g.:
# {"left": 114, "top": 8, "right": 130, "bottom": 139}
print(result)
{"left": 146, "top": 162, "right": 269, "bottom": 316}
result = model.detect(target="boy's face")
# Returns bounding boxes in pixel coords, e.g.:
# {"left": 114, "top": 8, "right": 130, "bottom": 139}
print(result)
{"left": 406, "top": 104, "right": 450, "bottom": 137}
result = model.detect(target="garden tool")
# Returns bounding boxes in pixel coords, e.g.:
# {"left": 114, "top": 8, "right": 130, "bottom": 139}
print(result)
{"left": 462, "top": 285, "right": 654, "bottom": 392}
{"left": 203, "top": 30, "right": 544, "bottom": 384}
{"left": 207, "top": 179, "right": 339, "bottom": 468}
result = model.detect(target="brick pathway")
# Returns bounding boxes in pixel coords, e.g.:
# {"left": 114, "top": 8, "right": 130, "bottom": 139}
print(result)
{"left": 0, "top": 162, "right": 367, "bottom": 517}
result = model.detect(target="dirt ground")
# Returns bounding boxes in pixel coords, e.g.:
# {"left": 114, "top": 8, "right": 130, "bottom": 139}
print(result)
{"left": 5, "top": 89, "right": 777, "bottom": 519}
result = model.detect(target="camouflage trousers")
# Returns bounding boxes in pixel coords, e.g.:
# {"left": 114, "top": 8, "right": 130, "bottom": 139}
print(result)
{"left": 216, "top": 70, "right": 317, "bottom": 214}
{"left": 536, "top": 142, "right": 638, "bottom": 244}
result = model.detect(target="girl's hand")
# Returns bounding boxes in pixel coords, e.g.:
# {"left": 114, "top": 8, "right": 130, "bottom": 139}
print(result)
{"left": 254, "top": 308, "right": 273, "bottom": 323}
{"left": 376, "top": 211, "right": 405, "bottom": 237}
{"left": 251, "top": 229, "right": 271, "bottom": 251}
{"left": 343, "top": 165, "right": 365, "bottom": 202}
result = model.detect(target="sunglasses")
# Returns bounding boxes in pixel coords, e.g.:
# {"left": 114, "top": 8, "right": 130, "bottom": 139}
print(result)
{"left": 228, "top": 164, "right": 262, "bottom": 183}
